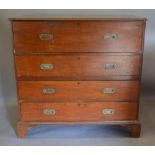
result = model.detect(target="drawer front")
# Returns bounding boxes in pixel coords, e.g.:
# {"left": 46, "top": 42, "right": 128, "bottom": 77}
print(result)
{"left": 20, "top": 102, "right": 138, "bottom": 121}
{"left": 15, "top": 55, "right": 141, "bottom": 80}
{"left": 18, "top": 81, "right": 139, "bottom": 102}
{"left": 13, "top": 21, "right": 144, "bottom": 53}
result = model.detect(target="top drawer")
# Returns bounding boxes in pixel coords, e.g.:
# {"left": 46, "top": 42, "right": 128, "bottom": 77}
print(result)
{"left": 12, "top": 21, "right": 145, "bottom": 54}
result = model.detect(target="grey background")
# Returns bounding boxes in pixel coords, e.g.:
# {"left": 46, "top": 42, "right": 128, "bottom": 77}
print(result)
{"left": 0, "top": 9, "right": 155, "bottom": 145}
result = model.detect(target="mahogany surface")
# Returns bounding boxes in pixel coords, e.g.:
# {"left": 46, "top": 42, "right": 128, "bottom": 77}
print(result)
{"left": 15, "top": 55, "right": 141, "bottom": 80}
{"left": 20, "top": 102, "right": 138, "bottom": 121}
{"left": 18, "top": 81, "right": 139, "bottom": 102}
{"left": 10, "top": 17, "right": 146, "bottom": 138}
{"left": 12, "top": 21, "right": 144, "bottom": 53}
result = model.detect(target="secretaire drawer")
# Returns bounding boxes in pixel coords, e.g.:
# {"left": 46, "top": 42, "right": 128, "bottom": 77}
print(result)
{"left": 15, "top": 55, "right": 141, "bottom": 80}
{"left": 20, "top": 102, "right": 138, "bottom": 121}
{"left": 18, "top": 81, "right": 139, "bottom": 102}
{"left": 12, "top": 21, "right": 144, "bottom": 53}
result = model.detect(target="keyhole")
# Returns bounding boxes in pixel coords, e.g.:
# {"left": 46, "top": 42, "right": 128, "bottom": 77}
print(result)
{"left": 77, "top": 82, "right": 80, "bottom": 85}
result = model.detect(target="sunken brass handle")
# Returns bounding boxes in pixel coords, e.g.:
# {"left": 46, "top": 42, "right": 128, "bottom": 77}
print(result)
{"left": 39, "top": 34, "right": 53, "bottom": 41}
{"left": 102, "top": 88, "right": 117, "bottom": 94}
{"left": 104, "top": 34, "right": 118, "bottom": 40}
{"left": 42, "top": 88, "right": 56, "bottom": 94}
{"left": 40, "top": 64, "right": 54, "bottom": 70}
{"left": 105, "top": 63, "right": 117, "bottom": 70}
{"left": 43, "top": 109, "right": 56, "bottom": 115}
{"left": 102, "top": 109, "right": 115, "bottom": 115}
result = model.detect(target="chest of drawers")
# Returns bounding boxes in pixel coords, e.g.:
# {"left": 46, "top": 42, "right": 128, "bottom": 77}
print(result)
{"left": 10, "top": 17, "right": 146, "bottom": 138}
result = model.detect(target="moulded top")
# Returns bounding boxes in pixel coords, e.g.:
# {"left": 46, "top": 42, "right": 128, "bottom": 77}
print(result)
{"left": 9, "top": 15, "right": 147, "bottom": 21}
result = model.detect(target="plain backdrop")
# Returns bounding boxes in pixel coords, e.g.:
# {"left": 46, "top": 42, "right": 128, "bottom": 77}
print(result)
{"left": 0, "top": 10, "right": 155, "bottom": 145}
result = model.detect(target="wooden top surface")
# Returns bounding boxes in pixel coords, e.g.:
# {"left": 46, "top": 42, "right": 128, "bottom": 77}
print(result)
{"left": 9, "top": 16, "right": 147, "bottom": 21}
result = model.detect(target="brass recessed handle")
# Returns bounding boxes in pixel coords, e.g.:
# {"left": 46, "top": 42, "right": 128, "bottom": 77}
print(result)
{"left": 43, "top": 109, "right": 56, "bottom": 115}
{"left": 39, "top": 34, "right": 53, "bottom": 41}
{"left": 40, "top": 64, "right": 54, "bottom": 70}
{"left": 102, "top": 88, "right": 117, "bottom": 94}
{"left": 42, "top": 88, "right": 56, "bottom": 94}
{"left": 102, "top": 109, "right": 115, "bottom": 115}
{"left": 105, "top": 63, "right": 117, "bottom": 70}
{"left": 104, "top": 34, "right": 118, "bottom": 40}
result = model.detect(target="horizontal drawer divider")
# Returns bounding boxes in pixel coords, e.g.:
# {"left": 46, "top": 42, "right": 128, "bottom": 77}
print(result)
{"left": 16, "top": 76, "right": 141, "bottom": 81}
{"left": 19, "top": 100, "right": 140, "bottom": 103}
{"left": 14, "top": 52, "right": 143, "bottom": 56}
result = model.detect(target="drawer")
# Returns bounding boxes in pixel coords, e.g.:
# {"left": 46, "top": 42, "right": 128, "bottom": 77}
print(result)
{"left": 20, "top": 102, "right": 138, "bottom": 121}
{"left": 12, "top": 21, "right": 144, "bottom": 53}
{"left": 15, "top": 55, "right": 141, "bottom": 80}
{"left": 18, "top": 81, "right": 139, "bottom": 102}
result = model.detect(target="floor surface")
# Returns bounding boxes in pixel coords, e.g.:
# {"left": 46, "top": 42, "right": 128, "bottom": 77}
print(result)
{"left": 0, "top": 99, "right": 155, "bottom": 146}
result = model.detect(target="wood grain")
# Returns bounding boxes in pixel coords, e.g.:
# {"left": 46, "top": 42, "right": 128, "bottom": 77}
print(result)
{"left": 15, "top": 55, "right": 141, "bottom": 80}
{"left": 20, "top": 102, "right": 138, "bottom": 121}
{"left": 12, "top": 21, "right": 144, "bottom": 53}
{"left": 17, "top": 81, "right": 139, "bottom": 102}
{"left": 10, "top": 18, "right": 146, "bottom": 138}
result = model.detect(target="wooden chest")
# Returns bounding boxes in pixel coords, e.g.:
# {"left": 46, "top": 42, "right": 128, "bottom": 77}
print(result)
{"left": 10, "top": 17, "right": 146, "bottom": 138}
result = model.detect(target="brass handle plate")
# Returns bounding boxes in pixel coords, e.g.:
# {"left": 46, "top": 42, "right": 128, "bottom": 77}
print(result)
{"left": 39, "top": 34, "right": 53, "bottom": 41}
{"left": 104, "top": 34, "right": 118, "bottom": 40}
{"left": 43, "top": 109, "right": 56, "bottom": 115}
{"left": 105, "top": 63, "right": 117, "bottom": 70}
{"left": 42, "top": 88, "right": 56, "bottom": 94}
{"left": 103, "top": 88, "right": 117, "bottom": 94}
{"left": 102, "top": 109, "right": 115, "bottom": 115}
{"left": 40, "top": 64, "right": 54, "bottom": 70}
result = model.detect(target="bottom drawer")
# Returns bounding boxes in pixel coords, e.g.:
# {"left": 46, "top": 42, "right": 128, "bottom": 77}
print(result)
{"left": 20, "top": 102, "right": 139, "bottom": 121}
